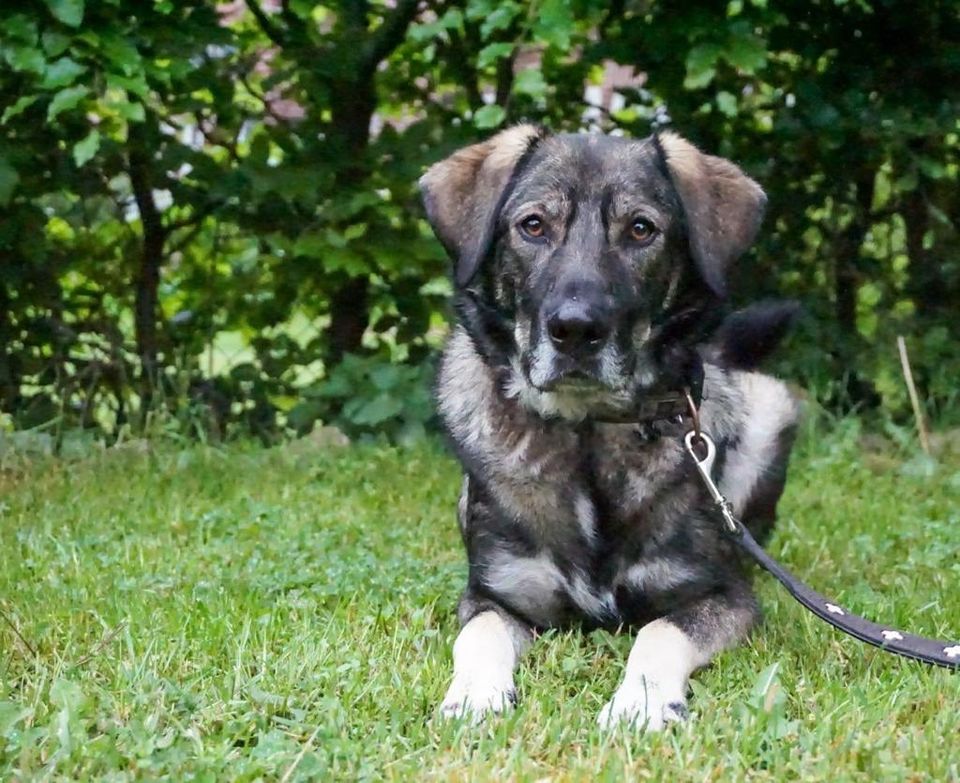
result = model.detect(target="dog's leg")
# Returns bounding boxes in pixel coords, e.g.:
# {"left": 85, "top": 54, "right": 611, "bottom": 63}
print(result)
{"left": 440, "top": 608, "right": 533, "bottom": 722}
{"left": 597, "top": 585, "right": 757, "bottom": 731}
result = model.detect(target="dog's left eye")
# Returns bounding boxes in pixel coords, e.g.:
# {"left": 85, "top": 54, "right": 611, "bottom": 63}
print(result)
{"left": 629, "top": 218, "right": 657, "bottom": 244}
{"left": 519, "top": 215, "right": 545, "bottom": 239}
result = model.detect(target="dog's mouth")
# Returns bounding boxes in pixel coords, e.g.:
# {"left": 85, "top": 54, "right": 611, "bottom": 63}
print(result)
{"left": 526, "top": 361, "right": 606, "bottom": 391}
{"left": 534, "top": 369, "right": 601, "bottom": 392}
{"left": 526, "top": 369, "right": 640, "bottom": 419}
{"left": 523, "top": 347, "right": 637, "bottom": 394}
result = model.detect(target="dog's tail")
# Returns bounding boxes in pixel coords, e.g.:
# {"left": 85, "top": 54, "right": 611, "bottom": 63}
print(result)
{"left": 707, "top": 300, "right": 801, "bottom": 370}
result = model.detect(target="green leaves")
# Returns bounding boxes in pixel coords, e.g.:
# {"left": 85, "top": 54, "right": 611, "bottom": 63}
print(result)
{"left": 0, "top": 0, "right": 955, "bottom": 442}
{"left": 349, "top": 393, "right": 405, "bottom": 427}
{"left": 42, "top": 57, "right": 87, "bottom": 89}
{"left": 44, "top": 0, "right": 85, "bottom": 27}
{"left": 98, "top": 32, "right": 142, "bottom": 76}
{"left": 725, "top": 30, "right": 767, "bottom": 73}
{"left": 683, "top": 26, "right": 768, "bottom": 89}
{"left": 292, "top": 225, "right": 371, "bottom": 275}
{"left": 473, "top": 104, "right": 506, "bottom": 129}
{"left": 73, "top": 129, "right": 100, "bottom": 167}
{"left": 514, "top": 68, "right": 547, "bottom": 99}
{"left": 479, "top": 2, "right": 520, "bottom": 38}
{"left": 684, "top": 43, "right": 722, "bottom": 89}
{"left": 46, "top": 85, "right": 89, "bottom": 120}
{"left": 105, "top": 72, "right": 149, "bottom": 99}
{"left": 4, "top": 44, "right": 46, "bottom": 74}
{"left": 477, "top": 43, "right": 514, "bottom": 69}
{"left": 2, "top": 95, "right": 40, "bottom": 123}
{"left": 42, "top": 30, "right": 72, "bottom": 57}
{"left": 299, "top": 354, "right": 434, "bottom": 441}
{"left": 407, "top": 7, "right": 464, "bottom": 43}
{"left": 535, "top": 0, "right": 575, "bottom": 49}
{"left": 4, "top": 13, "right": 39, "bottom": 43}
{"left": 917, "top": 156, "right": 947, "bottom": 180}
{"left": 0, "top": 155, "right": 19, "bottom": 205}
{"left": 716, "top": 90, "right": 738, "bottom": 117}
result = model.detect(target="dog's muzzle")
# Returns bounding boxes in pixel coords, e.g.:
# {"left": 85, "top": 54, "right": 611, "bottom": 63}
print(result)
{"left": 545, "top": 300, "right": 613, "bottom": 361}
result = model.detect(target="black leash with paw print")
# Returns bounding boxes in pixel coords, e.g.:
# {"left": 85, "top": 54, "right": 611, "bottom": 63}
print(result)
{"left": 683, "top": 425, "right": 960, "bottom": 670}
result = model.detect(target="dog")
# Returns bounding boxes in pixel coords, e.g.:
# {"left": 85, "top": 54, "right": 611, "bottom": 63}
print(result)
{"left": 420, "top": 125, "right": 800, "bottom": 730}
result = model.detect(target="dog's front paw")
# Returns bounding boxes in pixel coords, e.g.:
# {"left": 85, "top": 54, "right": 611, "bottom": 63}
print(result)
{"left": 597, "top": 679, "right": 688, "bottom": 732}
{"left": 439, "top": 675, "right": 517, "bottom": 723}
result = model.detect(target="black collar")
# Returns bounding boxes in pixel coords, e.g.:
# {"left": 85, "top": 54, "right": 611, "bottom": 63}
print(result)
{"left": 587, "top": 353, "right": 704, "bottom": 429}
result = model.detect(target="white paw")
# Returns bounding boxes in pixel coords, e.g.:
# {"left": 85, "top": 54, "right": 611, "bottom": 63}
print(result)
{"left": 597, "top": 678, "right": 688, "bottom": 732}
{"left": 439, "top": 675, "right": 517, "bottom": 723}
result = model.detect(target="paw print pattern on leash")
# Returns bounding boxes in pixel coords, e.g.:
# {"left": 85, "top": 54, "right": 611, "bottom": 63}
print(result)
{"left": 881, "top": 630, "right": 903, "bottom": 641}
{"left": 944, "top": 645, "right": 960, "bottom": 659}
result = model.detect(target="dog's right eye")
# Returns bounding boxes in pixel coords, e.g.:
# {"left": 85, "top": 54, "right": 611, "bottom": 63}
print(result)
{"left": 519, "top": 215, "right": 545, "bottom": 239}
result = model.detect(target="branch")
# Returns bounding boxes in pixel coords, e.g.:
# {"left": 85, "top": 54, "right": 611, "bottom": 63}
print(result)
{"left": 279, "top": 0, "right": 303, "bottom": 34}
{"left": 165, "top": 201, "right": 221, "bottom": 234}
{"left": 194, "top": 111, "right": 240, "bottom": 159}
{"left": 426, "top": 101, "right": 463, "bottom": 124}
{"left": 599, "top": 0, "right": 626, "bottom": 38}
{"left": 494, "top": 46, "right": 516, "bottom": 107}
{"left": 246, "top": 0, "right": 287, "bottom": 46}
{"left": 364, "top": 0, "right": 422, "bottom": 73}
{"left": 489, "top": 9, "right": 522, "bottom": 109}
{"left": 238, "top": 73, "right": 300, "bottom": 125}
{"left": 239, "top": 72, "right": 268, "bottom": 103}
{"left": 168, "top": 221, "right": 207, "bottom": 256}
{"left": 128, "top": 146, "right": 166, "bottom": 248}
{"left": 343, "top": 0, "right": 370, "bottom": 32}
{"left": 446, "top": 27, "right": 482, "bottom": 110}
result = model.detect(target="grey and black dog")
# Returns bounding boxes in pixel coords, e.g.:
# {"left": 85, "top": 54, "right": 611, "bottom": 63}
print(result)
{"left": 420, "top": 125, "right": 800, "bottom": 730}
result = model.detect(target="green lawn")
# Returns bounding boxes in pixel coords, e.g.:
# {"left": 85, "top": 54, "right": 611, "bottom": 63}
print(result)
{"left": 2, "top": 422, "right": 959, "bottom": 781}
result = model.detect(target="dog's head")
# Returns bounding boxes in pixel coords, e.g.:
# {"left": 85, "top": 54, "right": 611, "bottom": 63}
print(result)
{"left": 420, "top": 126, "right": 767, "bottom": 419}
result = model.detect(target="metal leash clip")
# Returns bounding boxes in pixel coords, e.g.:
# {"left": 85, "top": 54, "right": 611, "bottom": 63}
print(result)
{"left": 683, "top": 429, "right": 741, "bottom": 535}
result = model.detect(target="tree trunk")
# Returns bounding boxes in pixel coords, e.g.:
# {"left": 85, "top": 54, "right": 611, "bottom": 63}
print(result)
{"left": 256, "top": 0, "right": 422, "bottom": 365}
{"left": 326, "top": 77, "right": 377, "bottom": 360}
{"left": 0, "top": 281, "right": 17, "bottom": 413}
{"left": 329, "top": 79, "right": 376, "bottom": 183}
{"left": 128, "top": 139, "right": 167, "bottom": 423}
{"left": 833, "top": 172, "right": 876, "bottom": 333}
{"left": 327, "top": 276, "right": 371, "bottom": 363}
{"left": 833, "top": 254, "right": 858, "bottom": 333}
{"left": 902, "top": 186, "right": 946, "bottom": 317}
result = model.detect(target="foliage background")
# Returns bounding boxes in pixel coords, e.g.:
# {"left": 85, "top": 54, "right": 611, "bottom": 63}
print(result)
{"left": 1, "top": 0, "right": 958, "bottom": 444}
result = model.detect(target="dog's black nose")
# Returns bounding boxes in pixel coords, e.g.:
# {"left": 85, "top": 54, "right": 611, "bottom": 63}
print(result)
{"left": 546, "top": 302, "right": 612, "bottom": 356}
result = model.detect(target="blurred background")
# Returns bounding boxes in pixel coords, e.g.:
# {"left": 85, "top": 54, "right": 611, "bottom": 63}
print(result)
{"left": 1, "top": 0, "right": 957, "bottom": 448}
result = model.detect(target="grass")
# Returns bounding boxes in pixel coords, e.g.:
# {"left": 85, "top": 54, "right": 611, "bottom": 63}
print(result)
{"left": 1, "top": 420, "right": 959, "bottom": 781}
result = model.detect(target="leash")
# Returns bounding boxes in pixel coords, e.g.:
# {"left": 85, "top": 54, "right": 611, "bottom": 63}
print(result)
{"left": 682, "top": 421, "right": 960, "bottom": 670}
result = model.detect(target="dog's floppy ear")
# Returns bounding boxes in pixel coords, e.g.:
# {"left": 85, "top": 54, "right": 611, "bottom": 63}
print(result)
{"left": 658, "top": 132, "right": 766, "bottom": 298}
{"left": 420, "top": 124, "right": 546, "bottom": 287}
